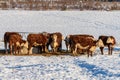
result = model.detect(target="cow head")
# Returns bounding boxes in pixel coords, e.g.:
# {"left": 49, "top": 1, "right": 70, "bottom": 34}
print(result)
{"left": 86, "top": 40, "right": 99, "bottom": 53}
{"left": 64, "top": 35, "right": 71, "bottom": 51}
{"left": 107, "top": 36, "right": 116, "bottom": 46}
{"left": 21, "top": 40, "right": 28, "bottom": 49}
{"left": 96, "top": 39, "right": 104, "bottom": 47}
{"left": 64, "top": 35, "right": 70, "bottom": 42}
{"left": 89, "top": 39, "right": 103, "bottom": 52}
{"left": 52, "top": 34, "right": 57, "bottom": 42}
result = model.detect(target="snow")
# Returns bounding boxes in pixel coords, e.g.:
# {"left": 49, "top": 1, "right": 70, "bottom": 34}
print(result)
{"left": 0, "top": 54, "right": 120, "bottom": 80}
{"left": 0, "top": 10, "right": 120, "bottom": 80}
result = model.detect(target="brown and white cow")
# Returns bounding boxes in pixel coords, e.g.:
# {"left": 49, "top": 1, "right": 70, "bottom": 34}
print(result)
{"left": 65, "top": 34, "right": 99, "bottom": 57}
{"left": 42, "top": 32, "right": 51, "bottom": 51}
{"left": 4, "top": 32, "right": 20, "bottom": 54}
{"left": 4, "top": 32, "right": 28, "bottom": 54}
{"left": 64, "top": 34, "right": 94, "bottom": 52}
{"left": 50, "top": 32, "right": 63, "bottom": 53}
{"left": 98, "top": 35, "right": 116, "bottom": 55}
{"left": 27, "top": 33, "right": 49, "bottom": 54}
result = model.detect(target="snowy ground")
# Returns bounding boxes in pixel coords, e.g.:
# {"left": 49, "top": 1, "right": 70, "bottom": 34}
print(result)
{"left": 0, "top": 10, "right": 120, "bottom": 80}
{"left": 0, "top": 52, "right": 120, "bottom": 80}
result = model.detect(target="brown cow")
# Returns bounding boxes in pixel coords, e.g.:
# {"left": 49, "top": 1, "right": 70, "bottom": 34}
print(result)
{"left": 50, "top": 32, "right": 63, "bottom": 53}
{"left": 65, "top": 34, "right": 99, "bottom": 57}
{"left": 4, "top": 32, "right": 20, "bottom": 54}
{"left": 4, "top": 32, "right": 28, "bottom": 54}
{"left": 9, "top": 34, "right": 28, "bottom": 54}
{"left": 42, "top": 32, "right": 51, "bottom": 51}
{"left": 64, "top": 34, "right": 94, "bottom": 52}
{"left": 98, "top": 35, "right": 116, "bottom": 55}
{"left": 27, "top": 33, "right": 49, "bottom": 54}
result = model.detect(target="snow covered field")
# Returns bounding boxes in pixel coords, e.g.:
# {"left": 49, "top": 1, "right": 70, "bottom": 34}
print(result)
{"left": 0, "top": 10, "right": 120, "bottom": 80}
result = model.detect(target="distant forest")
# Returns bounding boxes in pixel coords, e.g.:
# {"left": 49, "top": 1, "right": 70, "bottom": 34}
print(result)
{"left": 0, "top": 0, "right": 120, "bottom": 10}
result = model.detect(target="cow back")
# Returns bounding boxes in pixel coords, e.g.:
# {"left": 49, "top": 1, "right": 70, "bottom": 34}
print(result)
{"left": 70, "top": 35, "right": 95, "bottom": 47}
{"left": 27, "top": 33, "right": 48, "bottom": 46}
{"left": 4, "top": 32, "right": 21, "bottom": 42}
{"left": 98, "top": 35, "right": 116, "bottom": 46}
{"left": 9, "top": 34, "right": 22, "bottom": 43}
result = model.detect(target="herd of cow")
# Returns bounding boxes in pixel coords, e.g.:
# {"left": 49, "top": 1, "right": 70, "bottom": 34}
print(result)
{"left": 3, "top": 32, "right": 116, "bottom": 57}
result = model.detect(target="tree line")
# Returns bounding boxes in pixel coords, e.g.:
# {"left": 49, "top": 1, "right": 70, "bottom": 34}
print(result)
{"left": 0, "top": 0, "right": 120, "bottom": 10}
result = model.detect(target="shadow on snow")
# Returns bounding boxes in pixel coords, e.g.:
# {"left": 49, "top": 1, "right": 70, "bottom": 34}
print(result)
{"left": 74, "top": 59, "right": 120, "bottom": 77}
{"left": 6, "top": 64, "right": 45, "bottom": 69}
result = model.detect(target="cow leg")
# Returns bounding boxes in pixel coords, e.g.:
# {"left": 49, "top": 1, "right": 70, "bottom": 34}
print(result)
{"left": 46, "top": 43, "right": 50, "bottom": 52}
{"left": 67, "top": 44, "right": 71, "bottom": 52}
{"left": 54, "top": 47, "right": 56, "bottom": 53}
{"left": 111, "top": 47, "right": 113, "bottom": 55}
{"left": 73, "top": 45, "right": 78, "bottom": 56}
{"left": 37, "top": 46, "right": 40, "bottom": 53}
{"left": 109, "top": 45, "right": 113, "bottom": 55}
{"left": 9, "top": 44, "right": 13, "bottom": 55}
{"left": 52, "top": 46, "right": 57, "bottom": 53}
{"left": 4, "top": 42, "right": 8, "bottom": 54}
{"left": 87, "top": 50, "right": 90, "bottom": 57}
{"left": 58, "top": 43, "right": 62, "bottom": 52}
{"left": 38, "top": 46, "right": 42, "bottom": 53}
{"left": 108, "top": 45, "right": 111, "bottom": 55}
{"left": 52, "top": 47, "right": 55, "bottom": 52}
{"left": 14, "top": 46, "right": 17, "bottom": 55}
{"left": 16, "top": 46, "right": 20, "bottom": 55}
{"left": 100, "top": 47, "right": 104, "bottom": 55}
{"left": 41, "top": 45, "right": 45, "bottom": 53}
{"left": 28, "top": 45, "right": 32, "bottom": 54}
{"left": 56, "top": 47, "right": 59, "bottom": 53}
{"left": 45, "top": 46, "right": 49, "bottom": 53}
{"left": 69, "top": 46, "right": 72, "bottom": 53}
{"left": 90, "top": 51, "right": 93, "bottom": 57}
{"left": 54, "top": 47, "right": 57, "bottom": 53}
{"left": 52, "top": 48, "right": 55, "bottom": 52}
{"left": 71, "top": 44, "right": 74, "bottom": 53}
{"left": 19, "top": 46, "right": 22, "bottom": 54}
{"left": 65, "top": 43, "right": 68, "bottom": 52}
{"left": 17, "top": 46, "right": 20, "bottom": 55}
{"left": 51, "top": 47, "right": 54, "bottom": 52}
{"left": 67, "top": 45, "right": 70, "bottom": 52}
{"left": 43, "top": 45, "right": 49, "bottom": 53}
{"left": 87, "top": 50, "right": 93, "bottom": 57}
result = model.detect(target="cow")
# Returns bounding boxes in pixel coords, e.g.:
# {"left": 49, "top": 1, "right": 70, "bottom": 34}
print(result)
{"left": 4, "top": 32, "right": 20, "bottom": 54}
{"left": 64, "top": 34, "right": 94, "bottom": 53}
{"left": 98, "top": 35, "right": 116, "bottom": 55}
{"left": 42, "top": 32, "right": 51, "bottom": 51}
{"left": 64, "top": 34, "right": 100, "bottom": 57}
{"left": 4, "top": 32, "right": 28, "bottom": 54}
{"left": 50, "top": 32, "right": 63, "bottom": 53}
{"left": 9, "top": 34, "right": 28, "bottom": 55}
{"left": 27, "top": 33, "right": 49, "bottom": 54}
